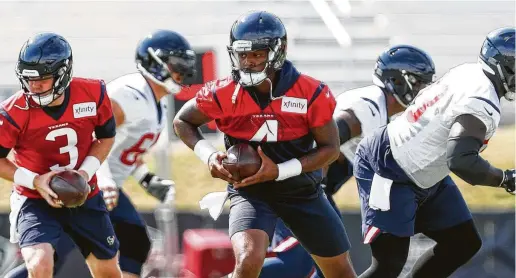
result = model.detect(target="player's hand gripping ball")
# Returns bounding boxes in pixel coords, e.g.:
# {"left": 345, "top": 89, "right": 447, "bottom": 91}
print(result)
{"left": 222, "top": 143, "right": 262, "bottom": 181}
{"left": 49, "top": 170, "right": 90, "bottom": 208}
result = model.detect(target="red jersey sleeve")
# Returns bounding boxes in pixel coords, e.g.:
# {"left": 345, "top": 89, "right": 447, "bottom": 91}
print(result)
{"left": 307, "top": 85, "right": 337, "bottom": 128}
{"left": 0, "top": 107, "right": 20, "bottom": 149}
{"left": 195, "top": 81, "right": 224, "bottom": 120}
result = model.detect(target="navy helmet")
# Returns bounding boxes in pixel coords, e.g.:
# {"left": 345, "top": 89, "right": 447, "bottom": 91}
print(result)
{"left": 479, "top": 27, "right": 515, "bottom": 101}
{"left": 373, "top": 45, "right": 435, "bottom": 107}
{"left": 227, "top": 11, "right": 287, "bottom": 87}
{"left": 15, "top": 32, "right": 73, "bottom": 107}
{"left": 136, "top": 30, "right": 196, "bottom": 94}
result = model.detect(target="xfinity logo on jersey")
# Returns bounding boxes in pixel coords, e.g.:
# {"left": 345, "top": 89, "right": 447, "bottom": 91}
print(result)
{"left": 73, "top": 102, "right": 97, "bottom": 118}
{"left": 281, "top": 97, "right": 307, "bottom": 114}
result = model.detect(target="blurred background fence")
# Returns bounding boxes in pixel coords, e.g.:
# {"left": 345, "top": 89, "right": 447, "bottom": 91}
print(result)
{"left": 0, "top": 0, "right": 514, "bottom": 277}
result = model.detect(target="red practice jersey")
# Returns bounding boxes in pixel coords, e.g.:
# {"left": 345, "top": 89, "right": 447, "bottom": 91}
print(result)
{"left": 0, "top": 78, "right": 115, "bottom": 199}
{"left": 195, "top": 61, "right": 336, "bottom": 196}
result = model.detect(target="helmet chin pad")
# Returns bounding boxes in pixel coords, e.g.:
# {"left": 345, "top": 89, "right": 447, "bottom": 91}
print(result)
{"left": 238, "top": 70, "right": 268, "bottom": 87}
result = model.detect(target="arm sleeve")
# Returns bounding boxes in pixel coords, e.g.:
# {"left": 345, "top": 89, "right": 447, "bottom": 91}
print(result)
{"left": 95, "top": 81, "right": 116, "bottom": 138}
{"left": 446, "top": 114, "right": 504, "bottom": 187}
{"left": 195, "top": 82, "right": 224, "bottom": 120}
{"left": 307, "top": 84, "right": 337, "bottom": 128}
{"left": 334, "top": 115, "right": 352, "bottom": 145}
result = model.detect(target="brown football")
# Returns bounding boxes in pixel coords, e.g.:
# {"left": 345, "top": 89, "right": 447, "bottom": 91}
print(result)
{"left": 222, "top": 143, "right": 262, "bottom": 181}
{"left": 50, "top": 170, "right": 90, "bottom": 208}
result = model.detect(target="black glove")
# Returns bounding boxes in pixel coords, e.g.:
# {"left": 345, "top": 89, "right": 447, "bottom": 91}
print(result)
{"left": 139, "top": 173, "right": 175, "bottom": 202}
{"left": 500, "top": 169, "right": 515, "bottom": 194}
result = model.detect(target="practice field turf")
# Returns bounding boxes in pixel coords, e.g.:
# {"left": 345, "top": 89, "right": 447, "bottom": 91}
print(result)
{"left": 0, "top": 126, "right": 513, "bottom": 212}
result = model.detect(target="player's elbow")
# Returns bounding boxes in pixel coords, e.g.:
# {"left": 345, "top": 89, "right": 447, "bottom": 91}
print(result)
{"left": 326, "top": 143, "right": 341, "bottom": 164}
{"left": 172, "top": 115, "right": 188, "bottom": 137}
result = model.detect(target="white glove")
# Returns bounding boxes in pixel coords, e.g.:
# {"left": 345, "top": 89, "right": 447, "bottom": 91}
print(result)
{"left": 99, "top": 182, "right": 119, "bottom": 211}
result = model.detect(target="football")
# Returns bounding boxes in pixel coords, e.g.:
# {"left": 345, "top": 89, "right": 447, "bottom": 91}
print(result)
{"left": 222, "top": 143, "right": 262, "bottom": 181}
{"left": 50, "top": 170, "right": 90, "bottom": 208}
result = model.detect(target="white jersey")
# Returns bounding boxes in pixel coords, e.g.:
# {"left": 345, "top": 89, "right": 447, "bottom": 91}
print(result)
{"left": 97, "top": 73, "right": 168, "bottom": 186}
{"left": 388, "top": 63, "right": 501, "bottom": 188}
{"left": 335, "top": 85, "right": 389, "bottom": 162}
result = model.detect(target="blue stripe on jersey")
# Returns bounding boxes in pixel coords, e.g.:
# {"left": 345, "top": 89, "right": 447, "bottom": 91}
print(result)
{"left": 125, "top": 85, "right": 148, "bottom": 101}
{"left": 360, "top": 97, "right": 381, "bottom": 114}
{"left": 308, "top": 82, "right": 326, "bottom": 108}
{"left": 212, "top": 86, "right": 223, "bottom": 111}
{"left": 95, "top": 116, "right": 116, "bottom": 139}
{"left": 470, "top": 97, "right": 500, "bottom": 114}
{"left": 0, "top": 107, "right": 19, "bottom": 129}
{"left": 99, "top": 81, "right": 106, "bottom": 106}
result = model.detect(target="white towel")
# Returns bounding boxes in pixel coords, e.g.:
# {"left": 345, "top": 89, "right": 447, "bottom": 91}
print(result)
{"left": 9, "top": 192, "right": 27, "bottom": 243}
{"left": 199, "top": 191, "right": 229, "bottom": 221}
{"left": 369, "top": 174, "right": 393, "bottom": 211}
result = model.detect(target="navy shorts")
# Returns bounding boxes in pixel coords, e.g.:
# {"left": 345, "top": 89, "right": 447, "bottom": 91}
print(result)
{"left": 109, "top": 190, "right": 146, "bottom": 227}
{"left": 17, "top": 192, "right": 119, "bottom": 260}
{"left": 228, "top": 186, "right": 350, "bottom": 257}
{"left": 109, "top": 190, "right": 150, "bottom": 275}
{"left": 353, "top": 127, "right": 473, "bottom": 242}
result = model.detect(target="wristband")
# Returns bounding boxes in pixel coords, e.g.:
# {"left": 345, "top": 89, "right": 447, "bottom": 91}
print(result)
{"left": 79, "top": 156, "right": 101, "bottom": 182}
{"left": 276, "top": 159, "right": 302, "bottom": 181}
{"left": 14, "top": 167, "right": 37, "bottom": 190}
{"left": 133, "top": 164, "right": 150, "bottom": 182}
{"left": 194, "top": 139, "right": 218, "bottom": 165}
{"left": 499, "top": 170, "right": 506, "bottom": 187}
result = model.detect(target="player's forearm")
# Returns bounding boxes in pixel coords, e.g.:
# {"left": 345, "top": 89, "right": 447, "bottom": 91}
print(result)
{"left": 0, "top": 158, "right": 18, "bottom": 182}
{"left": 299, "top": 146, "right": 340, "bottom": 173}
{"left": 447, "top": 114, "right": 504, "bottom": 187}
{"left": 172, "top": 117, "right": 205, "bottom": 150}
{"left": 301, "top": 119, "right": 340, "bottom": 172}
{"left": 447, "top": 136, "right": 504, "bottom": 186}
{"left": 79, "top": 137, "right": 115, "bottom": 181}
{"left": 0, "top": 158, "right": 38, "bottom": 190}
{"left": 88, "top": 137, "right": 115, "bottom": 163}
{"left": 173, "top": 99, "right": 213, "bottom": 150}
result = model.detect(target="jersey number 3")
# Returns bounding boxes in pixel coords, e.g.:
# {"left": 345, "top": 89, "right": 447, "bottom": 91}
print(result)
{"left": 46, "top": 128, "right": 78, "bottom": 171}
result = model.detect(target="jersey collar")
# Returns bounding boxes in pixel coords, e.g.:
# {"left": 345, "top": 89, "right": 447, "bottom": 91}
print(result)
{"left": 271, "top": 60, "right": 300, "bottom": 98}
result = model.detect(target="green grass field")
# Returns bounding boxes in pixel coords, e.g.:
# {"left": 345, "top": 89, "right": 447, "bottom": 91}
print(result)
{"left": 0, "top": 127, "right": 513, "bottom": 212}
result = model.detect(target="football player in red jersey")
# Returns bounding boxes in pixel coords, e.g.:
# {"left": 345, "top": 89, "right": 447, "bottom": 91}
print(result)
{"left": 174, "top": 11, "right": 357, "bottom": 278}
{"left": 0, "top": 33, "right": 121, "bottom": 278}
